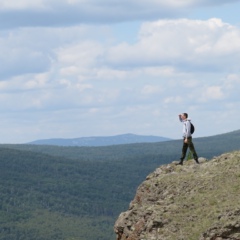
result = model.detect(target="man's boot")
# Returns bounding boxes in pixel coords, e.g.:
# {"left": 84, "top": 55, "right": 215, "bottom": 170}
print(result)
{"left": 194, "top": 158, "right": 199, "bottom": 164}
{"left": 177, "top": 159, "right": 183, "bottom": 165}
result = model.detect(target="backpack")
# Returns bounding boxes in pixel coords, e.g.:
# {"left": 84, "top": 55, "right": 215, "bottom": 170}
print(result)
{"left": 190, "top": 122, "right": 195, "bottom": 134}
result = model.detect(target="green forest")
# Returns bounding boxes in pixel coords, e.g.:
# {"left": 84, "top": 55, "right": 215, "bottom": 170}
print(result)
{"left": 0, "top": 130, "right": 240, "bottom": 240}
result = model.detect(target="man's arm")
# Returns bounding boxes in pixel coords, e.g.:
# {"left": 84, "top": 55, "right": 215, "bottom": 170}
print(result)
{"left": 179, "top": 114, "right": 182, "bottom": 122}
{"left": 185, "top": 121, "right": 191, "bottom": 137}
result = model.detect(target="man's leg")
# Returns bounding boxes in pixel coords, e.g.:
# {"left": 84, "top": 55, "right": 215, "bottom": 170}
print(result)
{"left": 187, "top": 137, "right": 199, "bottom": 163}
{"left": 178, "top": 139, "right": 188, "bottom": 164}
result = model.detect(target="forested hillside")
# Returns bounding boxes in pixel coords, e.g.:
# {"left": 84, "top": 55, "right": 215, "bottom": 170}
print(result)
{"left": 0, "top": 130, "right": 240, "bottom": 239}
{"left": 0, "top": 147, "right": 173, "bottom": 240}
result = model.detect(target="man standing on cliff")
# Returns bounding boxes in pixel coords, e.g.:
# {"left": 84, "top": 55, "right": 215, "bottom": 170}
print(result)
{"left": 178, "top": 113, "right": 199, "bottom": 165}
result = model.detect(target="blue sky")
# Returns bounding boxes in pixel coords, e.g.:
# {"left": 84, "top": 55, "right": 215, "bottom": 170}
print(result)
{"left": 0, "top": 0, "right": 240, "bottom": 143}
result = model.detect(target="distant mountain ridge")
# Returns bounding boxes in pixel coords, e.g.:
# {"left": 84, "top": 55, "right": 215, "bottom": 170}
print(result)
{"left": 27, "top": 133, "right": 171, "bottom": 146}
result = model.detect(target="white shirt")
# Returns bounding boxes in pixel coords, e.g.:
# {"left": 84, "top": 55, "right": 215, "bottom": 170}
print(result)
{"left": 179, "top": 116, "right": 191, "bottom": 138}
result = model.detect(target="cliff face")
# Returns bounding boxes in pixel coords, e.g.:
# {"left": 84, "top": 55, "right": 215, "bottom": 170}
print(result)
{"left": 114, "top": 152, "right": 240, "bottom": 240}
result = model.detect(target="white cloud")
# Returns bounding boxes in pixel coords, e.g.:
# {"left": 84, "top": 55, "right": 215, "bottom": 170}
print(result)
{"left": 106, "top": 18, "right": 240, "bottom": 72}
{"left": 0, "top": 0, "right": 46, "bottom": 10}
{"left": 0, "top": 0, "right": 237, "bottom": 10}
{"left": 2, "top": 18, "right": 240, "bottom": 111}
{"left": 0, "top": 25, "right": 108, "bottom": 80}
{"left": 1, "top": 11, "right": 240, "bottom": 142}
{"left": 56, "top": 41, "right": 103, "bottom": 67}
{"left": 164, "top": 96, "right": 183, "bottom": 104}
{"left": 0, "top": 0, "right": 239, "bottom": 29}
{"left": 200, "top": 86, "right": 224, "bottom": 101}
{"left": 141, "top": 85, "right": 163, "bottom": 95}
{"left": 181, "top": 80, "right": 200, "bottom": 88}
{"left": 225, "top": 74, "right": 240, "bottom": 88}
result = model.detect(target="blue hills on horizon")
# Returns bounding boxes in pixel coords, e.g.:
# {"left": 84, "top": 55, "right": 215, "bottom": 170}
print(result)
{"left": 27, "top": 133, "right": 172, "bottom": 147}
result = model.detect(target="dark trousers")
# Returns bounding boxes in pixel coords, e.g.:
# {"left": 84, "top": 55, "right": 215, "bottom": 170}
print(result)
{"left": 181, "top": 137, "right": 198, "bottom": 160}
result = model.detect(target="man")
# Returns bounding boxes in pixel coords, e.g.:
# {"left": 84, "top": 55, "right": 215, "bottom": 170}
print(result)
{"left": 178, "top": 113, "right": 199, "bottom": 165}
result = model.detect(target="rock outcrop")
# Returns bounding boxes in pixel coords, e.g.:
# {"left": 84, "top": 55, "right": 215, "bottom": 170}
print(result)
{"left": 114, "top": 152, "right": 240, "bottom": 240}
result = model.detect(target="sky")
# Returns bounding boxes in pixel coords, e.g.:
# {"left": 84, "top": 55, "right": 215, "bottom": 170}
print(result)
{"left": 1, "top": 0, "right": 240, "bottom": 143}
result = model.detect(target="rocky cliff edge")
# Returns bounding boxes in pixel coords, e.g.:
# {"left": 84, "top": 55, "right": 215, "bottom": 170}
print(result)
{"left": 114, "top": 151, "right": 240, "bottom": 240}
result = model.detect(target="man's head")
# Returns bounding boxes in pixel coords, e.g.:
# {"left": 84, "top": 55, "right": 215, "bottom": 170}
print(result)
{"left": 181, "top": 113, "right": 188, "bottom": 119}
